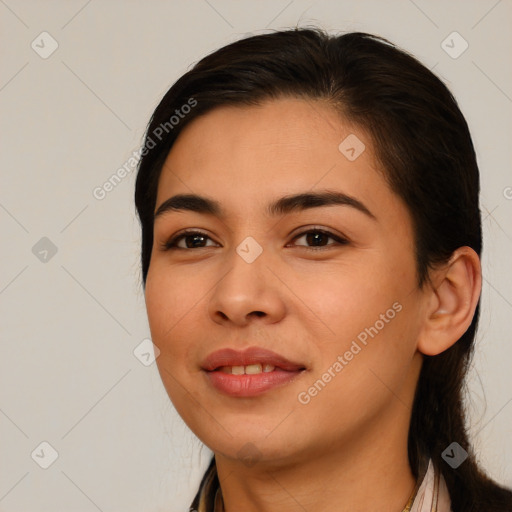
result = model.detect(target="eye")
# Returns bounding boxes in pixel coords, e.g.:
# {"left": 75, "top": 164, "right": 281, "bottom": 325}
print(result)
{"left": 160, "top": 227, "right": 348, "bottom": 251}
{"left": 289, "top": 228, "right": 348, "bottom": 250}
{"left": 160, "top": 230, "right": 218, "bottom": 250}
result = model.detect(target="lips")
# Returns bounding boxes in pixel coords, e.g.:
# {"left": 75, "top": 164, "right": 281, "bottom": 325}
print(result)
{"left": 201, "top": 347, "right": 306, "bottom": 372}
{"left": 201, "top": 346, "right": 307, "bottom": 397}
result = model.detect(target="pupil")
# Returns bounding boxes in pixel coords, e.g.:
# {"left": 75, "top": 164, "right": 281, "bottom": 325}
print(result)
{"left": 307, "top": 232, "right": 326, "bottom": 246}
{"left": 188, "top": 235, "right": 206, "bottom": 248}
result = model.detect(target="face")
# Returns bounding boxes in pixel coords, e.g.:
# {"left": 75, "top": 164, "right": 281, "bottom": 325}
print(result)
{"left": 145, "top": 97, "right": 426, "bottom": 468}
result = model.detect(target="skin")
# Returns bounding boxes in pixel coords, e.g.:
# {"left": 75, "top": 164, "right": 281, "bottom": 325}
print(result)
{"left": 144, "top": 97, "right": 481, "bottom": 512}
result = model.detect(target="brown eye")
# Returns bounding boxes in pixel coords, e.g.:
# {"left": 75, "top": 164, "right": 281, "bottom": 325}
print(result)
{"left": 291, "top": 229, "right": 348, "bottom": 249}
{"left": 161, "top": 230, "right": 218, "bottom": 250}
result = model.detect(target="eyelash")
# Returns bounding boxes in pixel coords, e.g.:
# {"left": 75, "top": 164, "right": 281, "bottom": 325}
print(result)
{"left": 160, "top": 227, "right": 349, "bottom": 252}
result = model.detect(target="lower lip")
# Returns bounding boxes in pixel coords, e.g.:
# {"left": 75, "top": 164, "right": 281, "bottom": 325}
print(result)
{"left": 204, "top": 368, "right": 304, "bottom": 397}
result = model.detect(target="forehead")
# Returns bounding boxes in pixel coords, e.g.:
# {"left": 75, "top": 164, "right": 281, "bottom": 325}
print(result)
{"left": 154, "top": 97, "right": 405, "bottom": 226}
{"left": 159, "top": 99, "right": 369, "bottom": 185}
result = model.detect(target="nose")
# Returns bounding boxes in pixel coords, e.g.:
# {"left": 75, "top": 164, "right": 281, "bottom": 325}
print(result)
{"left": 207, "top": 243, "right": 286, "bottom": 327}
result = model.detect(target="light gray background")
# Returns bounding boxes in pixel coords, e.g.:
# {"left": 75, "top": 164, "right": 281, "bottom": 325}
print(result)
{"left": 1, "top": 1, "right": 511, "bottom": 511}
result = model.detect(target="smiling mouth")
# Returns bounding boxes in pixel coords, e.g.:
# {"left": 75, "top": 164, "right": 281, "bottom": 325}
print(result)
{"left": 201, "top": 346, "right": 307, "bottom": 397}
{"left": 204, "top": 364, "right": 306, "bottom": 397}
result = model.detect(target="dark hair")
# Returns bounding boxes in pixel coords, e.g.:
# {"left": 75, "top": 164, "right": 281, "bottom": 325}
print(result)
{"left": 134, "top": 27, "right": 512, "bottom": 511}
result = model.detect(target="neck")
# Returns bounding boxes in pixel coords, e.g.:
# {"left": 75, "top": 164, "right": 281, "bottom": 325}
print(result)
{"left": 215, "top": 398, "right": 417, "bottom": 512}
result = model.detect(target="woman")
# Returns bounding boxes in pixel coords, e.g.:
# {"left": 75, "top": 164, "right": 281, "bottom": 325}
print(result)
{"left": 134, "top": 27, "right": 512, "bottom": 511}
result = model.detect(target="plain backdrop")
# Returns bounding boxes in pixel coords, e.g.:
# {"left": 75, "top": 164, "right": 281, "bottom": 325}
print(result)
{"left": 1, "top": 1, "right": 511, "bottom": 511}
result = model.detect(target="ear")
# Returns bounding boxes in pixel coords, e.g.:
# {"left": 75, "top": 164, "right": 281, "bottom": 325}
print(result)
{"left": 417, "top": 246, "right": 482, "bottom": 356}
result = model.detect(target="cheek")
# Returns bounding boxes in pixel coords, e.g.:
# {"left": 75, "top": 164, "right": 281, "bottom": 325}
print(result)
{"left": 145, "top": 264, "right": 203, "bottom": 338}
{"left": 297, "top": 304, "right": 420, "bottom": 438}
{"left": 145, "top": 269, "right": 204, "bottom": 410}
{"left": 299, "top": 260, "right": 420, "bottom": 390}
{"left": 144, "top": 267, "right": 208, "bottom": 385}
{"left": 299, "top": 264, "right": 405, "bottom": 342}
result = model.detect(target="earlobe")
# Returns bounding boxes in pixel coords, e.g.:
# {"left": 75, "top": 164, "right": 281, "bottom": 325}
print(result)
{"left": 417, "top": 247, "right": 481, "bottom": 356}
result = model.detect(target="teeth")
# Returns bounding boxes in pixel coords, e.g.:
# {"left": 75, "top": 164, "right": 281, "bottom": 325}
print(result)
{"left": 245, "top": 364, "right": 262, "bottom": 374}
{"left": 231, "top": 365, "right": 245, "bottom": 375}
{"left": 219, "top": 364, "right": 276, "bottom": 374}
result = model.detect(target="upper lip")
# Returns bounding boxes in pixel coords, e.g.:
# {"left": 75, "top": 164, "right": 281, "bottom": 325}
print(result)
{"left": 202, "top": 347, "right": 306, "bottom": 372}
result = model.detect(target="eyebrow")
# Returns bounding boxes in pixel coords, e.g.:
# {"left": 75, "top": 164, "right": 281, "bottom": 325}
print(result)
{"left": 154, "top": 190, "right": 376, "bottom": 221}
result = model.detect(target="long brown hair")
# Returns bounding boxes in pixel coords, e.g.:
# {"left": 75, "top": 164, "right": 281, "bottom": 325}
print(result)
{"left": 135, "top": 27, "right": 512, "bottom": 511}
